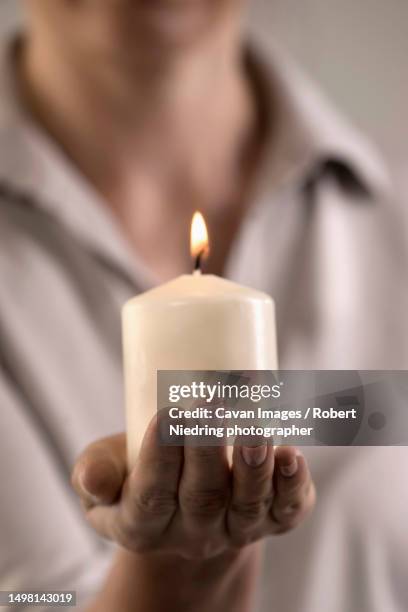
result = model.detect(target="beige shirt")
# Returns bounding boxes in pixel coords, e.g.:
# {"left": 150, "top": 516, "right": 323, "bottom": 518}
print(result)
{"left": 0, "top": 35, "right": 407, "bottom": 612}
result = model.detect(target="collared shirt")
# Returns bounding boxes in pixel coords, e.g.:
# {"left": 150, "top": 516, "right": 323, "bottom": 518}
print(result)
{"left": 0, "top": 33, "right": 407, "bottom": 612}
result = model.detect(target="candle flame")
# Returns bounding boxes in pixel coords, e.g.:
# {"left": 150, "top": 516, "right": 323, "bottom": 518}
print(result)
{"left": 190, "top": 211, "right": 209, "bottom": 260}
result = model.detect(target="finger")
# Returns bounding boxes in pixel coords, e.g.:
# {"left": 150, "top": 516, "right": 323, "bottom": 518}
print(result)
{"left": 228, "top": 442, "right": 274, "bottom": 545}
{"left": 179, "top": 443, "right": 230, "bottom": 531}
{"left": 271, "top": 449, "right": 315, "bottom": 530}
{"left": 121, "top": 412, "right": 183, "bottom": 543}
{"left": 71, "top": 433, "right": 127, "bottom": 509}
{"left": 81, "top": 413, "right": 183, "bottom": 549}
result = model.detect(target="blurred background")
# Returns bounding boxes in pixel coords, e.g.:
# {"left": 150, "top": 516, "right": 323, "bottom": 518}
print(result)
{"left": 0, "top": 0, "right": 406, "bottom": 161}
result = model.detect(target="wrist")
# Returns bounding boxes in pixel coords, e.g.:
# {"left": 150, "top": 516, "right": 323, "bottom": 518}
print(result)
{"left": 119, "top": 543, "right": 257, "bottom": 570}
{"left": 116, "top": 544, "right": 261, "bottom": 610}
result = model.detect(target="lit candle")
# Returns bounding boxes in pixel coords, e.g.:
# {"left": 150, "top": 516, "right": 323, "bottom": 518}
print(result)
{"left": 122, "top": 212, "right": 278, "bottom": 467}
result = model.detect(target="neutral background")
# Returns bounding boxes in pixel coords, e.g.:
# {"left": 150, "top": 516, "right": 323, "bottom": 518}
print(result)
{"left": 0, "top": 0, "right": 406, "bottom": 160}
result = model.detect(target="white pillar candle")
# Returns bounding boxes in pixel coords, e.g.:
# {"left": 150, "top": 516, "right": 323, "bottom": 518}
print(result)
{"left": 122, "top": 213, "right": 278, "bottom": 467}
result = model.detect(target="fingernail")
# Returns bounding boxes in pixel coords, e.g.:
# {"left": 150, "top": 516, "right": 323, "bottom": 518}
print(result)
{"left": 79, "top": 471, "right": 101, "bottom": 504}
{"left": 282, "top": 503, "right": 297, "bottom": 514}
{"left": 242, "top": 445, "right": 267, "bottom": 467}
{"left": 280, "top": 457, "right": 298, "bottom": 477}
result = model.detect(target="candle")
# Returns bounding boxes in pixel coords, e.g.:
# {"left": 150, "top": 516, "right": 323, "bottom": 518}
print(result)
{"left": 122, "top": 212, "right": 278, "bottom": 467}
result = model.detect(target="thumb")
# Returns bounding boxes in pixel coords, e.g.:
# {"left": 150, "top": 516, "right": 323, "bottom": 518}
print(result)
{"left": 71, "top": 433, "right": 127, "bottom": 508}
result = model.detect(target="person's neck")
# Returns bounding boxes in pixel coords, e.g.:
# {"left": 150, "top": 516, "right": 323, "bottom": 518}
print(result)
{"left": 18, "top": 23, "right": 262, "bottom": 278}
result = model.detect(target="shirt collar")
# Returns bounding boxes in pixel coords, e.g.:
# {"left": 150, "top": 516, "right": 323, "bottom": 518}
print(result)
{"left": 247, "top": 40, "right": 391, "bottom": 201}
{"left": 0, "top": 37, "right": 155, "bottom": 290}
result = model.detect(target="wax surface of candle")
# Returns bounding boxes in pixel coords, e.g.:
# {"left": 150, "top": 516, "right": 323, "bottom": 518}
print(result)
{"left": 122, "top": 274, "right": 277, "bottom": 467}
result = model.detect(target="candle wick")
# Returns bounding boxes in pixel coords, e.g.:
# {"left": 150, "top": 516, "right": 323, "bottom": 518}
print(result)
{"left": 194, "top": 251, "right": 203, "bottom": 274}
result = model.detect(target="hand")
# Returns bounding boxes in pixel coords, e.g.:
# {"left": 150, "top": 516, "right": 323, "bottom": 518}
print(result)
{"left": 72, "top": 416, "right": 315, "bottom": 560}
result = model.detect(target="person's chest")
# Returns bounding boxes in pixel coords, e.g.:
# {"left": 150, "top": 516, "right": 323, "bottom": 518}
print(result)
{"left": 1, "top": 180, "right": 407, "bottom": 470}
